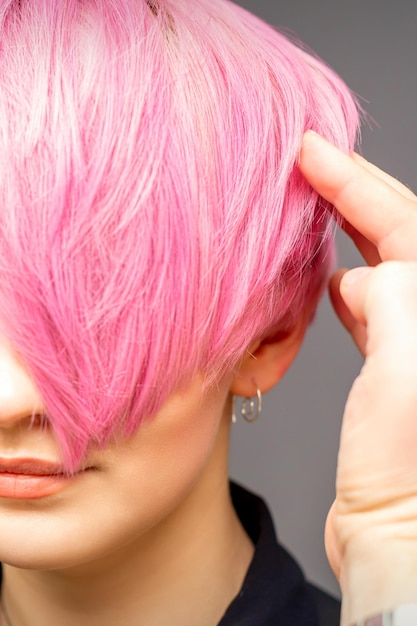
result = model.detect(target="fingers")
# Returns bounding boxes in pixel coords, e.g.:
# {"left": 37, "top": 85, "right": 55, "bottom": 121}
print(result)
{"left": 338, "top": 267, "right": 373, "bottom": 327}
{"left": 328, "top": 270, "right": 367, "bottom": 355}
{"left": 352, "top": 153, "right": 416, "bottom": 202}
{"left": 331, "top": 262, "right": 417, "bottom": 368}
{"left": 339, "top": 262, "right": 417, "bottom": 361}
{"left": 299, "top": 132, "right": 417, "bottom": 261}
{"left": 341, "top": 224, "right": 381, "bottom": 266}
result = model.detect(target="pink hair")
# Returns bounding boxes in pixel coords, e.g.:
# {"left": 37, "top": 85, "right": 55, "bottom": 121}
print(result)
{"left": 0, "top": 0, "right": 359, "bottom": 470}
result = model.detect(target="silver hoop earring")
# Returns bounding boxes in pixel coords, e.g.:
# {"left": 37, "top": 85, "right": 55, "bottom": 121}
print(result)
{"left": 231, "top": 385, "right": 262, "bottom": 424}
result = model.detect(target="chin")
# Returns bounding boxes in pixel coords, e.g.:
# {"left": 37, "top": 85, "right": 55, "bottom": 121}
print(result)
{"left": 0, "top": 538, "right": 92, "bottom": 571}
{"left": 0, "top": 517, "right": 110, "bottom": 571}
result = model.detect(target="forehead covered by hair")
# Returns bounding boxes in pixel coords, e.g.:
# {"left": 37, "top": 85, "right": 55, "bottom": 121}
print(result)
{"left": 0, "top": 0, "right": 359, "bottom": 470}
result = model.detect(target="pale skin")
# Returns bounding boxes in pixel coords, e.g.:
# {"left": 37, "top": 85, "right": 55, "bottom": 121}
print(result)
{"left": 0, "top": 363, "right": 252, "bottom": 626}
{"left": 0, "top": 132, "right": 416, "bottom": 626}
{"left": 0, "top": 297, "right": 307, "bottom": 624}
{"left": 300, "top": 131, "right": 417, "bottom": 626}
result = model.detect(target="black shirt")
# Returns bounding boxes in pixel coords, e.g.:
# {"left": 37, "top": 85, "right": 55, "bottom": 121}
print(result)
{"left": 219, "top": 483, "right": 340, "bottom": 626}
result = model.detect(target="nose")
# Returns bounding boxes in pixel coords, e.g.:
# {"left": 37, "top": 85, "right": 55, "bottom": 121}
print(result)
{"left": 0, "top": 335, "right": 45, "bottom": 428}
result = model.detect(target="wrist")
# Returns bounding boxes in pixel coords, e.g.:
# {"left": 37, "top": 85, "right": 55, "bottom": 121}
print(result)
{"left": 340, "top": 533, "right": 417, "bottom": 626}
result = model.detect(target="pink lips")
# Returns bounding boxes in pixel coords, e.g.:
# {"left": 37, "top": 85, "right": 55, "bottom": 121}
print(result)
{"left": 0, "top": 458, "right": 89, "bottom": 499}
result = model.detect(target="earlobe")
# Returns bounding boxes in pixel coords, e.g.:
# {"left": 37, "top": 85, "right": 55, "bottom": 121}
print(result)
{"left": 230, "top": 316, "right": 309, "bottom": 398}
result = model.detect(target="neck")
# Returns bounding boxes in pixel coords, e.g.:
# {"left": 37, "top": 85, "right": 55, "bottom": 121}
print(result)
{"left": 1, "top": 417, "right": 253, "bottom": 626}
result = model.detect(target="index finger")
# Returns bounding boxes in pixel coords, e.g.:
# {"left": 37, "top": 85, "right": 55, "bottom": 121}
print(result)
{"left": 299, "top": 132, "right": 417, "bottom": 261}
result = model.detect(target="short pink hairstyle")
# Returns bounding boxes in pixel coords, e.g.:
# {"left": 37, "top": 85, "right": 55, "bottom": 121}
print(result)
{"left": 0, "top": 0, "right": 359, "bottom": 470}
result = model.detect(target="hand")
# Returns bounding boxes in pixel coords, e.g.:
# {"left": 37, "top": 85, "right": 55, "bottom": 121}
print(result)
{"left": 299, "top": 132, "right": 417, "bottom": 625}
{"left": 301, "top": 130, "right": 417, "bottom": 355}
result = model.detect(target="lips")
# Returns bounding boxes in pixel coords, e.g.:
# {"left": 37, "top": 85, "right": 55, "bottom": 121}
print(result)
{"left": 0, "top": 457, "right": 92, "bottom": 499}
{"left": 0, "top": 457, "right": 66, "bottom": 476}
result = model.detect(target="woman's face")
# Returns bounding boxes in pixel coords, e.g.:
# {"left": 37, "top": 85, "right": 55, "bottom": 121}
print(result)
{"left": 0, "top": 334, "right": 232, "bottom": 570}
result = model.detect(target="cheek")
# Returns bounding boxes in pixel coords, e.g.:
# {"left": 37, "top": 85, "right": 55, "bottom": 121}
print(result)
{"left": 0, "top": 379, "right": 231, "bottom": 570}
{"left": 112, "top": 382, "right": 228, "bottom": 525}
{"left": 78, "top": 381, "right": 231, "bottom": 563}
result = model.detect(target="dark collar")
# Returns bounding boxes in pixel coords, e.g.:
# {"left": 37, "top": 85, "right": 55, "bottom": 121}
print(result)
{"left": 218, "top": 482, "right": 338, "bottom": 626}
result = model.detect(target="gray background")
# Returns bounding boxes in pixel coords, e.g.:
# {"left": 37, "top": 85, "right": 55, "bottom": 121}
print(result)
{"left": 229, "top": 0, "right": 417, "bottom": 597}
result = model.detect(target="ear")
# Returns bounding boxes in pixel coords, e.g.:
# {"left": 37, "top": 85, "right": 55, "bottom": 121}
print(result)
{"left": 230, "top": 314, "right": 309, "bottom": 398}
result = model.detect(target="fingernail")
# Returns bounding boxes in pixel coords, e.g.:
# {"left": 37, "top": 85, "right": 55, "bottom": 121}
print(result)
{"left": 341, "top": 267, "right": 372, "bottom": 288}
